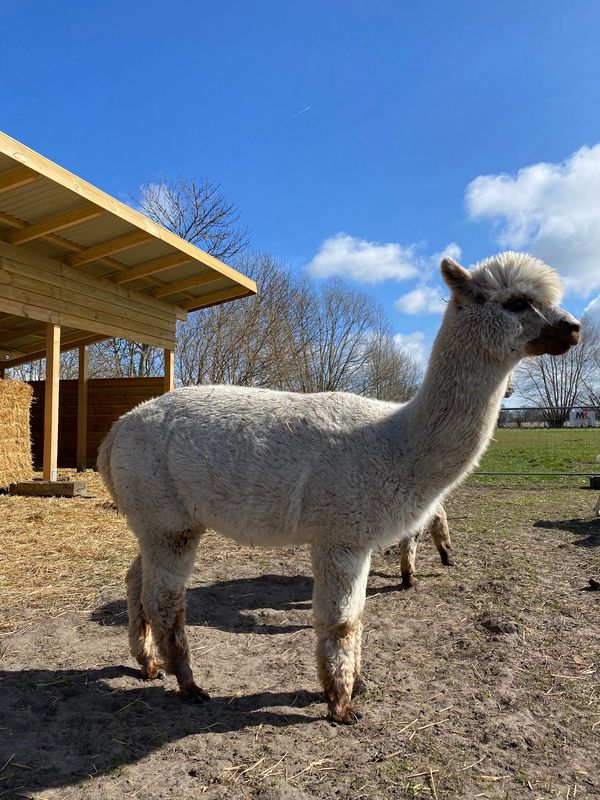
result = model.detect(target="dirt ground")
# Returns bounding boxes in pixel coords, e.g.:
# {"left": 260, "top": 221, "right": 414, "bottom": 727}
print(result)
{"left": 1, "top": 475, "right": 599, "bottom": 799}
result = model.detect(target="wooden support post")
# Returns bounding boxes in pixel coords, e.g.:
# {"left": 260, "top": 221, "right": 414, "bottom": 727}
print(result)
{"left": 77, "top": 345, "right": 89, "bottom": 472}
{"left": 164, "top": 348, "right": 174, "bottom": 392}
{"left": 0, "top": 366, "right": 5, "bottom": 379}
{"left": 43, "top": 322, "right": 60, "bottom": 482}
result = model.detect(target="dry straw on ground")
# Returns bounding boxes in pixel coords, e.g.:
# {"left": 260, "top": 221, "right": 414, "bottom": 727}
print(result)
{"left": 0, "top": 473, "right": 138, "bottom": 633}
{"left": 0, "top": 471, "right": 265, "bottom": 635}
{"left": 0, "top": 378, "right": 33, "bottom": 488}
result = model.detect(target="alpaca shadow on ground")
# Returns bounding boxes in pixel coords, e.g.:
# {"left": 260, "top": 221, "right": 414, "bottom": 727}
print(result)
{"left": 369, "top": 569, "right": 444, "bottom": 584}
{"left": 94, "top": 573, "right": 313, "bottom": 634}
{"left": 94, "top": 573, "right": 407, "bottom": 634}
{"left": 534, "top": 517, "right": 600, "bottom": 549}
{"left": 0, "top": 665, "right": 319, "bottom": 797}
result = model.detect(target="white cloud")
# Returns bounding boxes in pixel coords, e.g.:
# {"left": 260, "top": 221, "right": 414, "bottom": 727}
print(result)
{"left": 393, "top": 331, "right": 429, "bottom": 366}
{"left": 584, "top": 295, "right": 600, "bottom": 326}
{"left": 392, "top": 244, "right": 459, "bottom": 315}
{"left": 307, "top": 234, "right": 464, "bottom": 297}
{"left": 395, "top": 285, "right": 447, "bottom": 315}
{"left": 466, "top": 143, "right": 600, "bottom": 295}
{"left": 308, "top": 232, "right": 420, "bottom": 283}
{"left": 432, "top": 242, "right": 462, "bottom": 264}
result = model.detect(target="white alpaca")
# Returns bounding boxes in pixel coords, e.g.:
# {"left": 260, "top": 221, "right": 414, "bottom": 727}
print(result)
{"left": 98, "top": 252, "right": 580, "bottom": 724}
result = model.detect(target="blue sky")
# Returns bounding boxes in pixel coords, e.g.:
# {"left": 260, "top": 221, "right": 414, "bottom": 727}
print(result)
{"left": 2, "top": 0, "right": 600, "bottom": 365}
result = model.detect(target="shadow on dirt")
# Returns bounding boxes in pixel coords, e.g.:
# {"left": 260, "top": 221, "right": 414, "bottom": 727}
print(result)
{"left": 534, "top": 517, "right": 600, "bottom": 548}
{"left": 93, "top": 573, "right": 405, "bottom": 634}
{"left": 0, "top": 665, "right": 320, "bottom": 796}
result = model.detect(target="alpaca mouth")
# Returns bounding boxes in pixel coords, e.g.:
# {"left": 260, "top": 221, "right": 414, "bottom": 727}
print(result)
{"left": 526, "top": 328, "right": 579, "bottom": 357}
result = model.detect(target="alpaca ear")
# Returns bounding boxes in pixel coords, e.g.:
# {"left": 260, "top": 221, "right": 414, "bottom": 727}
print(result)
{"left": 440, "top": 257, "right": 485, "bottom": 304}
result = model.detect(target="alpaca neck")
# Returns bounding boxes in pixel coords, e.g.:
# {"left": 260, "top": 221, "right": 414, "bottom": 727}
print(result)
{"left": 401, "top": 306, "right": 512, "bottom": 492}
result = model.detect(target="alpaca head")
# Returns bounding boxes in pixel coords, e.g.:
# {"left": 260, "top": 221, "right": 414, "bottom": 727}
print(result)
{"left": 440, "top": 251, "right": 580, "bottom": 364}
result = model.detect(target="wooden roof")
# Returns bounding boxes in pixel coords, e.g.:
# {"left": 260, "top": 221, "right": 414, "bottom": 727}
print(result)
{"left": 0, "top": 131, "right": 256, "bottom": 367}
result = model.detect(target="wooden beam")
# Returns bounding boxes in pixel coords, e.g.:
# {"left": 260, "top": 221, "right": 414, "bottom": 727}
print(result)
{"left": 0, "top": 321, "right": 48, "bottom": 344}
{"left": 43, "top": 323, "right": 60, "bottom": 482}
{"left": 10, "top": 480, "right": 86, "bottom": 498}
{"left": 65, "top": 230, "right": 153, "bottom": 267}
{"left": 179, "top": 285, "right": 254, "bottom": 311}
{"left": 0, "top": 347, "right": 25, "bottom": 361}
{"left": 151, "top": 272, "right": 221, "bottom": 299}
{"left": 0, "top": 208, "right": 134, "bottom": 276}
{"left": 4, "top": 203, "right": 102, "bottom": 245}
{"left": 112, "top": 252, "right": 192, "bottom": 285}
{"left": 0, "top": 165, "right": 38, "bottom": 193}
{"left": 164, "top": 349, "right": 175, "bottom": 392}
{"left": 77, "top": 345, "right": 89, "bottom": 472}
{"left": 5, "top": 333, "right": 106, "bottom": 369}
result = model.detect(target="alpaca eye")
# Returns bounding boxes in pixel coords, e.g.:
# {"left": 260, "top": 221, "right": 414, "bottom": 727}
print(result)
{"left": 503, "top": 297, "right": 530, "bottom": 313}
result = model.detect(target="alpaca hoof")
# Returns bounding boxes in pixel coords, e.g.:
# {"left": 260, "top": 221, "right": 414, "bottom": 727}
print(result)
{"left": 401, "top": 575, "right": 416, "bottom": 590}
{"left": 440, "top": 550, "right": 454, "bottom": 567}
{"left": 180, "top": 683, "right": 211, "bottom": 703}
{"left": 141, "top": 660, "right": 163, "bottom": 680}
{"left": 352, "top": 674, "right": 369, "bottom": 697}
{"left": 328, "top": 705, "right": 363, "bottom": 725}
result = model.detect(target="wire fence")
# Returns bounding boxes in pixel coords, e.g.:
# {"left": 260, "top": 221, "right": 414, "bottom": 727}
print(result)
{"left": 474, "top": 407, "right": 600, "bottom": 477}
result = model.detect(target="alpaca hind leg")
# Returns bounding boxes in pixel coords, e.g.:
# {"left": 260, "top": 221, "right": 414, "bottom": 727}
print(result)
{"left": 399, "top": 532, "right": 419, "bottom": 588}
{"left": 429, "top": 505, "right": 454, "bottom": 566}
{"left": 141, "top": 529, "right": 209, "bottom": 701}
{"left": 352, "top": 618, "right": 369, "bottom": 697}
{"left": 126, "top": 554, "right": 160, "bottom": 679}
{"left": 312, "top": 544, "right": 371, "bottom": 724}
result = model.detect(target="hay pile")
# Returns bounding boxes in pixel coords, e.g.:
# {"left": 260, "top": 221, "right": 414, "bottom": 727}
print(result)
{"left": 0, "top": 379, "right": 33, "bottom": 488}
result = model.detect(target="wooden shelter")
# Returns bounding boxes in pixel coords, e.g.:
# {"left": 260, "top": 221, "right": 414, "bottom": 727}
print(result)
{"left": 0, "top": 131, "right": 256, "bottom": 483}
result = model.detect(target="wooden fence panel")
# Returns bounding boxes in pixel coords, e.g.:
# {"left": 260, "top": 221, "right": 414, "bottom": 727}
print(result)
{"left": 29, "top": 377, "right": 165, "bottom": 469}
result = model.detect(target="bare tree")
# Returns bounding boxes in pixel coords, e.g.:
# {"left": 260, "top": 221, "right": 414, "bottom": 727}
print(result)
{"left": 516, "top": 317, "right": 597, "bottom": 425}
{"left": 136, "top": 178, "right": 249, "bottom": 261}
{"left": 287, "top": 279, "right": 380, "bottom": 393}
{"left": 9, "top": 352, "right": 81, "bottom": 381}
{"left": 175, "top": 253, "right": 422, "bottom": 398}
{"left": 581, "top": 318, "right": 600, "bottom": 410}
{"left": 176, "top": 252, "right": 298, "bottom": 387}
{"left": 88, "top": 339, "right": 163, "bottom": 379}
{"left": 355, "top": 325, "right": 422, "bottom": 402}
{"left": 81, "top": 176, "right": 250, "bottom": 380}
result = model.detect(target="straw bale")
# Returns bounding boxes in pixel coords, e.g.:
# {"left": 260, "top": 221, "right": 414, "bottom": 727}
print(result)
{"left": 0, "top": 379, "right": 33, "bottom": 488}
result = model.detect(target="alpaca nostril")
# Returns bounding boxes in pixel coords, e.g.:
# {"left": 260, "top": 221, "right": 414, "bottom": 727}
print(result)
{"left": 557, "top": 319, "right": 580, "bottom": 335}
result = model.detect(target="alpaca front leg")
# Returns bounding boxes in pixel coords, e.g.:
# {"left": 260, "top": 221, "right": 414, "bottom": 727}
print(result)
{"left": 399, "top": 531, "right": 419, "bottom": 588}
{"left": 126, "top": 554, "right": 161, "bottom": 679}
{"left": 429, "top": 505, "right": 454, "bottom": 566}
{"left": 141, "top": 533, "right": 209, "bottom": 702}
{"left": 312, "top": 544, "right": 371, "bottom": 724}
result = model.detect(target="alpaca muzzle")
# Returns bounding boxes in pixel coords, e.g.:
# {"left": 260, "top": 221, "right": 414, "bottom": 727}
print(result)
{"left": 526, "top": 319, "right": 581, "bottom": 356}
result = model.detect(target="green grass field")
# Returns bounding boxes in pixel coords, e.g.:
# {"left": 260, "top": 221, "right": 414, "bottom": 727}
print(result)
{"left": 471, "top": 427, "right": 600, "bottom": 482}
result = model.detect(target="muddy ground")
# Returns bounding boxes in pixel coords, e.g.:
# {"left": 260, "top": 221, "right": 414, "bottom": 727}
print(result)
{"left": 1, "top": 479, "right": 599, "bottom": 799}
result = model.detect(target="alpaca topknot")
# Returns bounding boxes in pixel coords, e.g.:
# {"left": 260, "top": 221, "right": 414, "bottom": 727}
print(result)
{"left": 470, "top": 251, "right": 564, "bottom": 305}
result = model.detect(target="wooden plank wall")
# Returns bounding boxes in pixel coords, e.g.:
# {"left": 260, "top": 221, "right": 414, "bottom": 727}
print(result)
{"left": 0, "top": 240, "right": 178, "bottom": 349}
{"left": 29, "top": 377, "right": 165, "bottom": 469}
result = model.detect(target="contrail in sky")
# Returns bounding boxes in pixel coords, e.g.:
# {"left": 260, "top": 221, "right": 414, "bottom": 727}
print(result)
{"left": 290, "top": 105, "right": 312, "bottom": 119}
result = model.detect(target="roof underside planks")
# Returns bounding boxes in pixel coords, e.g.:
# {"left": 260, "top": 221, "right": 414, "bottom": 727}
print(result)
{"left": 0, "top": 131, "right": 257, "bottom": 366}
